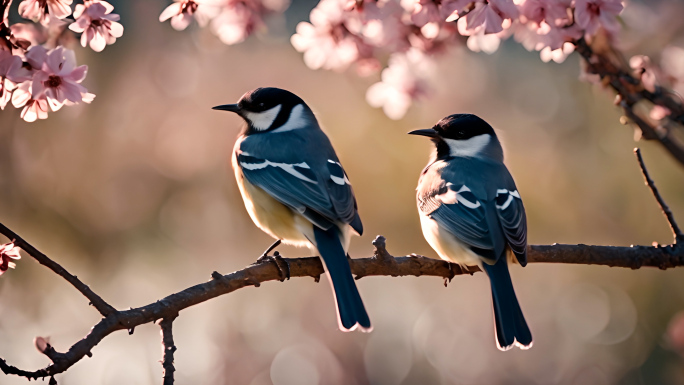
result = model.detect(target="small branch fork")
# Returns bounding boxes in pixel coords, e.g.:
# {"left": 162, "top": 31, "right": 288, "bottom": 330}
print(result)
{"left": 0, "top": 223, "right": 116, "bottom": 317}
{"left": 0, "top": 151, "right": 682, "bottom": 383}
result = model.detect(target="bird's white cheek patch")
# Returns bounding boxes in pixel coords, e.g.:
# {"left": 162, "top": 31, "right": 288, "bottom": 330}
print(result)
{"left": 444, "top": 134, "right": 490, "bottom": 157}
{"left": 438, "top": 184, "right": 480, "bottom": 209}
{"left": 244, "top": 104, "right": 282, "bottom": 131}
{"left": 270, "top": 104, "right": 308, "bottom": 133}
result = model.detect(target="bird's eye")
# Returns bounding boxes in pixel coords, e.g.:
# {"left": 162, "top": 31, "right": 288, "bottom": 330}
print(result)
{"left": 458, "top": 131, "right": 465, "bottom": 137}
{"left": 258, "top": 103, "right": 265, "bottom": 108}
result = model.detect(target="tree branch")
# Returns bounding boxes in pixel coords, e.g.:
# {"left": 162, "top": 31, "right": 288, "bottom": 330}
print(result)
{"left": 634, "top": 148, "right": 684, "bottom": 243}
{"left": 158, "top": 317, "right": 177, "bottom": 385}
{"left": 0, "top": 223, "right": 117, "bottom": 317}
{"left": 574, "top": 37, "right": 684, "bottom": 167}
{"left": 1, "top": 235, "right": 683, "bottom": 381}
{"left": 1, "top": 151, "right": 682, "bottom": 381}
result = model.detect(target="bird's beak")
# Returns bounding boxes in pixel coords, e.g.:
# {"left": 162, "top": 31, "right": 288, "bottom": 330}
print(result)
{"left": 408, "top": 128, "right": 438, "bottom": 138}
{"left": 212, "top": 104, "right": 240, "bottom": 113}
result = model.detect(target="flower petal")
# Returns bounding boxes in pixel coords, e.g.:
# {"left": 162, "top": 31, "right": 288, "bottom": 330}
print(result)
{"left": 160, "top": 3, "right": 182, "bottom": 22}
{"left": 109, "top": 21, "right": 124, "bottom": 38}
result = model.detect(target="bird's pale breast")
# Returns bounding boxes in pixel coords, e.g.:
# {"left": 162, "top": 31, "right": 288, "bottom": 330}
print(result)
{"left": 419, "top": 213, "right": 483, "bottom": 268}
{"left": 232, "top": 151, "right": 312, "bottom": 247}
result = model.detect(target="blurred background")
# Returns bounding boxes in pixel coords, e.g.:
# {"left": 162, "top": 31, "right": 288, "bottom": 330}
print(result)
{"left": 1, "top": 1, "right": 684, "bottom": 384}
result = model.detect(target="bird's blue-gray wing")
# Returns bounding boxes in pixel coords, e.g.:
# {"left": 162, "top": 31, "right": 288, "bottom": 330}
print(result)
{"left": 325, "top": 159, "right": 363, "bottom": 235}
{"left": 494, "top": 178, "right": 527, "bottom": 265}
{"left": 237, "top": 152, "right": 361, "bottom": 233}
{"left": 238, "top": 153, "right": 338, "bottom": 230}
{"left": 418, "top": 180, "right": 494, "bottom": 250}
{"left": 417, "top": 164, "right": 507, "bottom": 265}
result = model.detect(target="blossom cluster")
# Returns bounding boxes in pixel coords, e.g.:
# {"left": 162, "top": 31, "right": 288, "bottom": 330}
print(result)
{"left": 1, "top": 0, "right": 123, "bottom": 122}
{"left": 287, "top": 0, "right": 625, "bottom": 119}
{"left": 159, "top": 0, "right": 290, "bottom": 45}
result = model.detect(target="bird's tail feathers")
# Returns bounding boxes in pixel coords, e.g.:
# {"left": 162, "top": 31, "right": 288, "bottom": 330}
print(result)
{"left": 313, "top": 226, "right": 372, "bottom": 332}
{"left": 482, "top": 257, "right": 532, "bottom": 350}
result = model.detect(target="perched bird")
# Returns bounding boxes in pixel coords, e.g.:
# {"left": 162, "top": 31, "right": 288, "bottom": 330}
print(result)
{"left": 410, "top": 114, "right": 532, "bottom": 350}
{"left": 213, "top": 87, "right": 371, "bottom": 332}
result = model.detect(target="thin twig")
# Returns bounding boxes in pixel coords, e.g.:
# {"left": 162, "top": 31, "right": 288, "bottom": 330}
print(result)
{"left": 1, "top": 235, "right": 683, "bottom": 380}
{"left": 634, "top": 148, "right": 684, "bottom": 243}
{"left": 159, "top": 317, "right": 177, "bottom": 385}
{"left": 0, "top": 223, "right": 117, "bottom": 316}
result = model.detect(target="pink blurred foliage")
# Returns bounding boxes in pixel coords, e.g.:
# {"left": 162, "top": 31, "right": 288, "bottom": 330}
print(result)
{"left": 286, "top": 0, "right": 628, "bottom": 118}
{"left": 159, "top": 0, "right": 290, "bottom": 45}
{"left": 366, "top": 47, "right": 433, "bottom": 120}
{"left": 0, "top": 242, "right": 21, "bottom": 276}
{"left": 4, "top": 0, "right": 679, "bottom": 122}
{"left": 290, "top": 0, "right": 375, "bottom": 72}
{"left": 667, "top": 311, "right": 684, "bottom": 356}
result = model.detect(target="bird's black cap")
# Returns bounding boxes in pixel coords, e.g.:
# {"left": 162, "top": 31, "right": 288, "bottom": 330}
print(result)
{"left": 409, "top": 114, "right": 495, "bottom": 140}
{"left": 213, "top": 87, "right": 305, "bottom": 114}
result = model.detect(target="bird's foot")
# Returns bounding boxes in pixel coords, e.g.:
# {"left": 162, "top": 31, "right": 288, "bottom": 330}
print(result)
{"left": 444, "top": 262, "right": 458, "bottom": 287}
{"left": 255, "top": 240, "right": 290, "bottom": 281}
{"left": 257, "top": 252, "right": 291, "bottom": 281}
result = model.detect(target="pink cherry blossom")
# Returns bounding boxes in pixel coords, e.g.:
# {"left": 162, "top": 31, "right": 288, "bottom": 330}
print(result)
{"left": 366, "top": 48, "right": 433, "bottom": 119}
{"left": 441, "top": 0, "right": 474, "bottom": 22}
{"left": 458, "top": 16, "right": 512, "bottom": 54}
{"left": 291, "top": 0, "right": 371, "bottom": 71}
{"left": 0, "top": 50, "right": 32, "bottom": 109}
{"left": 12, "top": 81, "right": 50, "bottom": 122}
{"left": 0, "top": 242, "right": 21, "bottom": 276}
{"left": 24, "top": 45, "right": 49, "bottom": 71}
{"left": 208, "top": 0, "right": 288, "bottom": 45}
{"left": 69, "top": 1, "right": 124, "bottom": 52}
{"left": 539, "top": 41, "right": 574, "bottom": 63}
{"left": 629, "top": 54, "right": 659, "bottom": 93}
{"left": 649, "top": 105, "right": 670, "bottom": 121}
{"left": 354, "top": 0, "right": 409, "bottom": 52}
{"left": 18, "top": 0, "right": 73, "bottom": 25}
{"left": 513, "top": 21, "right": 580, "bottom": 62}
{"left": 10, "top": 23, "right": 45, "bottom": 49}
{"left": 408, "top": 21, "right": 459, "bottom": 54}
{"left": 159, "top": 0, "right": 220, "bottom": 31}
{"left": 409, "top": 0, "right": 441, "bottom": 28}
{"left": 520, "top": 0, "right": 570, "bottom": 28}
{"left": 31, "top": 46, "right": 90, "bottom": 111}
{"left": 463, "top": 0, "right": 519, "bottom": 35}
{"left": 211, "top": 1, "right": 262, "bottom": 45}
{"left": 574, "top": 0, "right": 623, "bottom": 36}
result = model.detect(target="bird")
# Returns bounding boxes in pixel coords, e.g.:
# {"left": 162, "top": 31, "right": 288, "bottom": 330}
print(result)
{"left": 409, "top": 113, "right": 532, "bottom": 350}
{"left": 213, "top": 87, "right": 371, "bottom": 332}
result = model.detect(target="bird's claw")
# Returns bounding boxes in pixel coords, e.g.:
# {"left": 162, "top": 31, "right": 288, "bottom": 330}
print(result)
{"left": 256, "top": 251, "right": 291, "bottom": 281}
